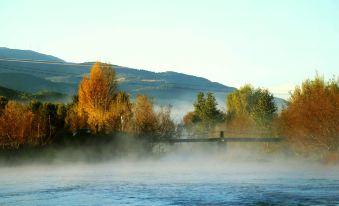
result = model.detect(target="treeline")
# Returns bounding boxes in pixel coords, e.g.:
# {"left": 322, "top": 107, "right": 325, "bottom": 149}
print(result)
{"left": 0, "top": 99, "right": 67, "bottom": 149}
{"left": 0, "top": 63, "right": 176, "bottom": 150}
{"left": 183, "top": 75, "right": 339, "bottom": 160}
{"left": 183, "top": 85, "right": 277, "bottom": 137}
{"left": 0, "top": 62, "right": 338, "bottom": 161}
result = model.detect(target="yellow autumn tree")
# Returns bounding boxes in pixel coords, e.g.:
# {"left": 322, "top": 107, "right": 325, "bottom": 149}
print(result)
{"left": 78, "top": 62, "right": 117, "bottom": 133}
{"left": 132, "top": 95, "right": 158, "bottom": 136}
{"left": 131, "top": 95, "right": 176, "bottom": 153}
{"left": 65, "top": 96, "right": 87, "bottom": 131}
{"left": 107, "top": 91, "right": 133, "bottom": 132}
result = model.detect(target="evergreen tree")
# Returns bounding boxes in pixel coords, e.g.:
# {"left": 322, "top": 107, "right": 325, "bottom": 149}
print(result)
{"left": 184, "top": 92, "right": 224, "bottom": 132}
{"left": 193, "top": 92, "right": 206, "bottom": 120}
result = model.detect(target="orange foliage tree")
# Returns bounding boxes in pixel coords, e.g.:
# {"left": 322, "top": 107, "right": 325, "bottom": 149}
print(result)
{"left": 279, "top": 75, "right": 339, "bottom": 156}
{"left": 78, "top": 62, "right": 117, "bottom": 133}
{"left": 0, "top": 101, "right": 33, "bottom": 148}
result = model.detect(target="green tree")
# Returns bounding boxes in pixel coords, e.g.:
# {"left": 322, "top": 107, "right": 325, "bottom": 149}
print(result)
{"left": 0, "top": 96, "right": 8, "bottom": 114}
{"left": 251, "top": 89, "right": 277, "bottom": 127}
{"left": 29, "top": 100, "right": 42, "bottom": 113}
{"left": 226, "top": 85, "right": 277, "bottom": 128}
{"left": 205, "top": 92, "right": 224, "bottom": 123}
{"left": 55, "top": 103, "right": 67, "bottom": 129}
{"left": 227, "top": 85, "right": 253, "bottom": 117}
{"left": 193, "top": 92, "right": 206, "bottom": 120}
{"left": 184, "top": 92, "right": 224, "bottom": 133}
{"left": 27, "top": 101, "right": 68, "bottom": 143}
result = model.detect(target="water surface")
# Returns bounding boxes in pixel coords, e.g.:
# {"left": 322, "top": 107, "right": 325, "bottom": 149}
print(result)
{"left": 0, "top": 159, "right": 338, "bottom": 205}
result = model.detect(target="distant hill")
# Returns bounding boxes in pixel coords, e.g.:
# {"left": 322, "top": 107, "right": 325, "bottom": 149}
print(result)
{"left": 0, "top": 73, "right": 75, "bottom": 93}
{"left": 0, "top": 85, "right": 67, "bottom": 102}
{"left": 0, "top": 47, "right": 286, "bottom": 117}
{"left": 0, "top": 48, "right": 236, "bottom": 106}
{"left": 0, "top": 85, "right": 22, "bottom": 99}
{"left": 0, "top": 47, "right": 65, "bottom": 62}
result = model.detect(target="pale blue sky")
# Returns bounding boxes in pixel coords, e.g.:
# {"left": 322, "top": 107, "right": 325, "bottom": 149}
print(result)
{"left": 1, "top": 0, "right": 338, "bottom": 98}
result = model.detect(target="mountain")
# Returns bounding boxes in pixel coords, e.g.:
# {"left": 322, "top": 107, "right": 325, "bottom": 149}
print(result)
{"left": 0, "top": 47, "right": 286, "bottom": 117}
{"left": 0, "top": 48, "right": 235, "bottom": 105}
{"left": 0, "top": 47, "right": 65, "bottom": 62}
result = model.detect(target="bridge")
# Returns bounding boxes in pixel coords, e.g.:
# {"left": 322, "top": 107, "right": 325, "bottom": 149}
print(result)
{"left": 155, "top": 131, "right": 283, "bottom": 144}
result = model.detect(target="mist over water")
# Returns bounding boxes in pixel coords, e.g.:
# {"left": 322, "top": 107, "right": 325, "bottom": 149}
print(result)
{"left": 1, "top": 144, "right": 339, "bottom": 206}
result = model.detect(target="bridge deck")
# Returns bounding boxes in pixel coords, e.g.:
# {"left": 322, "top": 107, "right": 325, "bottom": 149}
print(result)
{"left": 156, "top": 137, "right": 283, "bottom": 143}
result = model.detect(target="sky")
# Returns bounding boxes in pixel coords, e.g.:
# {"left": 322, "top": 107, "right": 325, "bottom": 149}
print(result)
{"left": 1, "top": 0, "right": 338, "bottom": 98}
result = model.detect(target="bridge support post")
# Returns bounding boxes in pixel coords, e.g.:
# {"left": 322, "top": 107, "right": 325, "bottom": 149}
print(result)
{"left": 217, "top": 131, "right": 227, "bottom": 152}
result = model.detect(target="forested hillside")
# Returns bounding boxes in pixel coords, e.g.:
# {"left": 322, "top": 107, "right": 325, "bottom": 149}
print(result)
{"left": 0, "top": 48, "right": 236, "bottom": 108}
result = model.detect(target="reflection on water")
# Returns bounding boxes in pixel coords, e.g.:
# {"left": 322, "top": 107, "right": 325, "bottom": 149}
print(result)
{"left": 0, "top": 158, "right": 339, "bottom": 206}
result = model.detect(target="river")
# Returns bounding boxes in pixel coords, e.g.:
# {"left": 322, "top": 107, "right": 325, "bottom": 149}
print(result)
{"left": 0, "top": 155, "right": 339, "bottom": 205}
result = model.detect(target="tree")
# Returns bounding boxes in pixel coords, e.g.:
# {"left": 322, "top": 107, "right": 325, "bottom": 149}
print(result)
{"left": 56, "top": 103, "right": 67, "bottom": 129}
{"left": 65, "top": 96, "right": 86, "bottom": 131}
{"left": 183, "top": 111, "right": 199, "bottom": 128}
{"left": 193, "top": 92, "right": 224, "bottom": 123}
{"left": 227, "top": 85, "right": 253, "bottom": 117}
{"left": 193, "top": 92, "right": 206, "bottom": 120}
{"left": 130, "top": 95, "right": 176, "bottom": 152}
{"left": 107, "top": 91, "right": 133, "bottom": 132}
{"left": 156, "top": 106, "right": 176, "bottom": 139}
{"left": 28, "top": 100, "right": 46, "bottom": 144}
{"left": 132, "top": 95, "right": 158, "bottom": 136}
{"left": 29, "top": 100, "right": 42, "bottom": 113}
{"left": 0, "top": 101, "right": 33, "bottom": 148}
{"left": 279, "top": 75, "right": 339, "bottom": 155}
{"left": 205, "top": 92, "right": 224, "bottom": 124}
{"left": 78, "top": 62, "right": 117, "bottom": 133}
{"left": 226, "top": 85, "right": 277, "bottom": 129}
{"left": 0, "top": 96, "right": 8, "bottom": 115}
{"left": 251, "top": 88, "right": 277, "bottom": 127}
{"left": 26, "top": 101, "right": 67, "bottom": 145}
{"left": 184, "top": 92, "right": 224, "bottom": 133}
